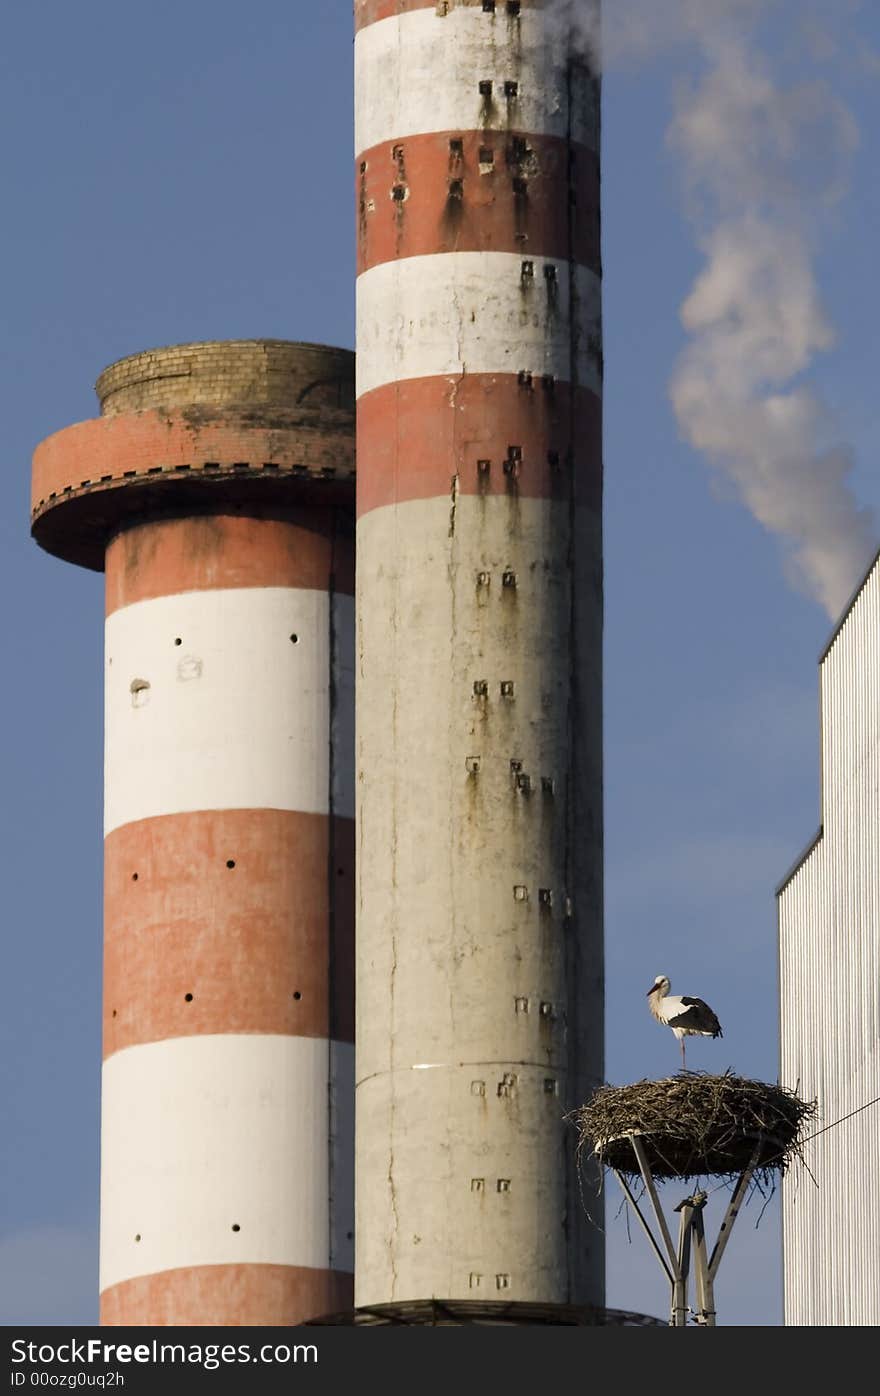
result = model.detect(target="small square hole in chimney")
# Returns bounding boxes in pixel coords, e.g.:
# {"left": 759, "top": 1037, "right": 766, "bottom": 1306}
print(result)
{"left": 479, "top": 79, "right": 493, "bottom": 97}
{"left": 504, "top": 80, "right": 518, "bottom": 98}
{"left": 507, "top": 0, "right": 521, "bottom": 13}
{"left": 482, "top": 0, "right": 495, "bottom": 10}
{"left": 449, "top": 137, "right": 463, "bottom": 155}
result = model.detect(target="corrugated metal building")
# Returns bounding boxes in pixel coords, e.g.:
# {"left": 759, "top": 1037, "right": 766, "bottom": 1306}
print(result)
{"left": 778, "top": 554, "right": 880, "bottom": 1326}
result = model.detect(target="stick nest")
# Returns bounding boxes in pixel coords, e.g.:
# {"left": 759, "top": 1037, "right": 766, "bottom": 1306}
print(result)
{"left": 572, "top": 1072, "right": 817, "bottom": 1181}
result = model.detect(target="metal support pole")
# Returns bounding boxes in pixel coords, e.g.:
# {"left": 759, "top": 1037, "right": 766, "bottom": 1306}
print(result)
{"left": 672, "top": 1198, "right": 695, "bottom": 1327}
{"left": 708, "top": 1142, "right": 763, "bottom": 1281}
{"left": 629, "top": 1134, "right": 688, "bottom": 1328}
{"left": 630, "top": 1136, "right": 680, "bottom": 1274}
{"left": 689, "top": 1194, "right": 715, "bottom": 1326}
{"left": 611, "top": 1169, "right": 674, "bottom": 1286}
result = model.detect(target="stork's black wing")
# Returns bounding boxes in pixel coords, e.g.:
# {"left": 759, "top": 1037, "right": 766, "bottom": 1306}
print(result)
{"left": 669, "top": 997, "right": 723, "bottom": 1037}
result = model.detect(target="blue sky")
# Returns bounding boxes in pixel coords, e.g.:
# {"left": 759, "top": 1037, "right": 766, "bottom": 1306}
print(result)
{"left": 2, "top": 1, "right": 878, "bottom": 1326}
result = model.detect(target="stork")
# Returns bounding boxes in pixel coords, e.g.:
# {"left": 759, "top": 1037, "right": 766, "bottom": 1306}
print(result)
{"left": 647, "top": 975, "right": 722, "bottom": 1069}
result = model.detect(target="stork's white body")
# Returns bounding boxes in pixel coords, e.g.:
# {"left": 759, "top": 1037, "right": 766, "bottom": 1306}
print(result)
{"left": 647, "top": 975, "right": 723, "bottom": 1068}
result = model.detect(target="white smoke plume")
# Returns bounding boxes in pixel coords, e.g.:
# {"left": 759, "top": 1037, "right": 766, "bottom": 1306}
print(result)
{"left": 560, "top": 0, "right": 876, "bottom": 616}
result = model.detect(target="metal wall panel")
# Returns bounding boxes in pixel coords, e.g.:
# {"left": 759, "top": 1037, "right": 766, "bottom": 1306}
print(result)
{"left": 779, "top": 563, "right": 880, "bottom": 1325}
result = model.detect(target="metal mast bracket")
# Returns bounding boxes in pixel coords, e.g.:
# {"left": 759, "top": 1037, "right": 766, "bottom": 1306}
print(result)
{"left": 611, "top": 1133, "right": 764, "bottom": 1326}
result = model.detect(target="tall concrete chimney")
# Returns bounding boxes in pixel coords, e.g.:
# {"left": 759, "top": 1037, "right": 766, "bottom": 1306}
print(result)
{"left": 31, "top": 340, "right": 356, "bottom": 1325}
{"left": 354, "top": 0, "right": 604, "bottom": 1308}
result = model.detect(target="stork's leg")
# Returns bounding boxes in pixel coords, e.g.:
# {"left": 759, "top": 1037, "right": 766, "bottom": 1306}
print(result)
{"left": 680, "top": 1037, "right": 686, "bottom": 1070}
